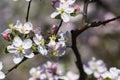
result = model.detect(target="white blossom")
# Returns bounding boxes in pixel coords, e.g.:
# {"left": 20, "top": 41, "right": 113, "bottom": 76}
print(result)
{"left": 0, "top": 62, "right": 5, "bottom": 79}
{"left": 33, "top": 34, "right": 48, "bottom": 55}
{"left": 51, "top": 3, "right": 74, "bottom": 22}
{"left": 7, "top": 36, "right": 34, "bottom": 64}
{"left": 14, "top": 20, "right": 33, "bottom": 34}
{"left": 101, "top": 67, "right": 120, "bottom": 80}
{"left": 84, "top": 57, "right": 107, "bottom": 78}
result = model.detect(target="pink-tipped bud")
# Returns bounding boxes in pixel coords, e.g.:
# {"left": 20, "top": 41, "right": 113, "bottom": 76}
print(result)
{"left": 3, "top": 33, "right": 10, "bottom": 39}
{"left": 51, "top": 0, "right": 59, "bottom": 8}
{"left": 52, "top": 63, "right": 57, "bottom": 69}
{"left": 73, "top": 5, "right": 80, "bottom": 14}
{"left": 52, "top": 25, "right": 58, "bottom": 31}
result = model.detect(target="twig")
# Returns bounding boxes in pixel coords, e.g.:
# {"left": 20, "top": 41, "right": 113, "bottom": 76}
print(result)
{"left": 76, "top": 15, "right": 120, "bottom": 36}
{"left": 82, "top": 1, "right": 89, "bottom": 25}
{"left": 26, "top": 0, "right": 32, "bottom": 22}
{"left": 55, "top": 20, "right": 63, "bottom": 35}
{"left": 5, "top": 57, "right": 27, "bottom": 75}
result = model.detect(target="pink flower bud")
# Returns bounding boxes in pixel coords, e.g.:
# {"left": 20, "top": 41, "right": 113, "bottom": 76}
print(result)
{"left": 73, "top": 5, "right": 80, "bottom": 14}
{"left": 51, "top": 0, "right": 59, "bottom": 8}
{"left": 52, "top": 63, "right": 57, "bottom": 69}
{"left": 3, "top": 33, "right": 10, "bottom": 39}
{"left": 52, "top": 25, "right": 58, "bottom": 31}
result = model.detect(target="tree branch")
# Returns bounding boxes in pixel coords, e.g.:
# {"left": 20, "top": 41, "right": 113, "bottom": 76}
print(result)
{"left": 55, "top": 20, "right": 63, "bottom": 35}
{"left": 76, "top": 15, "right": 120, "bottom": 36}
{"left": 26, "top": 0, "right": 32, "bottom": 22}
{"left": 71, "top": 30, "right": 87, "bottom": 80}
{"left": 82, "top": 1, "right": 89, "bottom": 25}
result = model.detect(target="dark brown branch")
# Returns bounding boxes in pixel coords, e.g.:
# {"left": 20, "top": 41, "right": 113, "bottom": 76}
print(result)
{"left": 82, "top": 1, "right": 89, "bottom": 25}
{"left": 55, "top": 20, "right": 63, "bottom": 35}
{"left": 5, "top": 52, "right": 39, "bottom": 75}
{"left": 5, "top": 57, "right": 27, "bottom": 75}
{"left": 26, "top": 0, "right": 32, "bottom": 22}
{"left": 71, "top": 30, "right": 87, "bottom": 80}
{"left": 76, "top": 15, "right": 120, "bottom": 36}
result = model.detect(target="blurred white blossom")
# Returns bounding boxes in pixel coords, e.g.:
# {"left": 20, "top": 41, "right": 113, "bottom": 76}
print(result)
{"left": 0, "top": 62, "right": 5, "bottom": 79}
{"left": 29, "top": 61, "right": 78, "bottom": 80}
{"left": 100, "top": 67, "right": 120, "bottom": 80}
{"left": 84, "top": 57, "right": 107, "bottom": 78}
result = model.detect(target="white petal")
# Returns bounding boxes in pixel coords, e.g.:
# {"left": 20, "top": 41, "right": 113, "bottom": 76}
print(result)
{"left": 13, "top": 36, "right": 22, "bottom": 47}
{"left": 14, "top": 20, "right": 22, "bottom": 29}
{"left": 1, "top": 29, "right": 12, "bottom": 34}
{"left": 38, "top": 46, "right": 48, "bottom": 55}
{"left": 65, "top": 8, "right": 74, "bottom": 13}
{"left": 84, "top": 65, "right": 93, "bottom": 75}
{"left": 50, "top": 11, "right": 59, "bottom": 18}
{"left": 7, "top": 45, "right": 17, "bottom": 53}
{"left": 68, "top": 0, "right": 76, "bottom": 5}
{"left": 0, "top": 71, "right": 5, "bottom": 79}
{"left": 25, "top": 52, "right": 34, "bottom": 58}
{"left": 24, "top": 22, "right": 33, "bottom": 31}
{"left": 0, "top": 62, "right": 3, "bottom": 70}
{"left": 61, "top": 13, "right": 70, "bottom": 22}
{"left": 13, "top": 54, "right": 23, "bottom": 64}
{"left": 22, "top": 39, "right": 32, "bottom": 49}
{"left": 94, "top": 72, "right": 101, "bottom": 78}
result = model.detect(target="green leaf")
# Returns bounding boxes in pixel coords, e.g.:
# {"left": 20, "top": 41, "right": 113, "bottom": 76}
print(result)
{"left": 32, "top": 45, "right": 38, "bottom": 52}
{"left": 13, "top": 30, "right": 19, "bottom": 35}
{"left": 104, "top": 77, "right": 111, "bottom": 80}
{"left": 70, "top": 13, "right": 78, "bottom": 16}
{"left": 4, "top": 47, "right": 9, "bottom": 54}
{"left": 55, "top": 14, "right": 61, "bottom": 19}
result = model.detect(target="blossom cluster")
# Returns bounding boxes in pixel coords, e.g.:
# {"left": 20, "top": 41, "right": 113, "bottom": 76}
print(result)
{"left": 84, "top": 57, "right": 120, "bottom": 80}
{"left": 29, "top": 61, "right": 79, "bottom": 80}
{"left": 51, "top": 0, "right": 80, "bottom": 22}
{"left": 1, "top": 20, "right": 68, "bottom": 64}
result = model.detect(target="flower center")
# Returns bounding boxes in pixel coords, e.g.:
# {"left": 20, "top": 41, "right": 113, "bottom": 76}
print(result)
{"left": 39, "top": 39, "right": 45, "bottom": 45}
{"left": 18, "top": 46, "right": 24, "bottom": 52}
{"left": 52, "top": 50, "right": 58, "bottom": 56}
{"left": 21, "top": 26, "right": 25, "bottom": 32}
{"left": 60, "top": 8, "right": 65, "bottom": 13}
{"left": 50, "top": 35, "right": 56, "bottom": 41}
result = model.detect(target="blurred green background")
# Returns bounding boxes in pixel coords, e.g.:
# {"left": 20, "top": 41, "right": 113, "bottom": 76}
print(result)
{"left": 0, "top": 0, "right": 120, "bottom": 80}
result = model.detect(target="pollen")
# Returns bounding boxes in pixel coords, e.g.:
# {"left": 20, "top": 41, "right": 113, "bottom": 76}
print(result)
{"left": 9, "top": 23, "right": 14, "bottom": 29}
{"left": 49, "top": 35, "right": 56, "bottom": 41}
{"left": 60, "top": 8, "right": 65, "bottom": 13}
{"left": 18, "top": 46, "right": 24, "bottom": 52}
{"left": 39, "top": 39, "right": 45, "bottom": 45}
{"left": 21, "top": 26, "right": 25, "bottom": 32}
{"left": 52, "top": 50, "right": 58, "bottom": 56}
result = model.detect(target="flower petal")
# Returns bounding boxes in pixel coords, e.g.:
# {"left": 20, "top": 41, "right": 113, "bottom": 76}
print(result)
{"left": 38, "top": 46, "right": 48, "bottom": 55}
{"left": 50, "top": 11, "right": 59, "bottom": 18}
{"left": 7, "top": 45, "right": 17, "bottom": 53}
{"left": 0, "top": 62, "right": 3, "bottom": 70}
{"left": 61, "top": 13, "right": 70, "bottom": 22}
{"left": 0, "top": 71, "right": 5, "bottom": 79}
{"left": 24, "top": 22, "right": 33, "bottom": 31}
{"left": 13, "top": 54, "right": 23, "bottom": 64}
{"left": 13, "top": 36, "right": 22, "bottom": 47}
{"left": 22, "top": 39, "right": 32, "bottom": 49}
{"left": 25, "top": 52, "right": 34, "bottom": 58}
{"left": 65, "top": 7, "right": 74, "bottom": 13}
